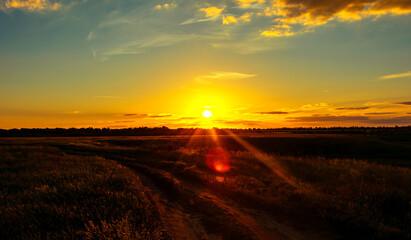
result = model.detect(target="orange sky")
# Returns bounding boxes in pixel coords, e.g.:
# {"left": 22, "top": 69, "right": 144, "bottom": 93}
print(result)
{"left": 0, "top": 0, "right": 410, "bottom": 129}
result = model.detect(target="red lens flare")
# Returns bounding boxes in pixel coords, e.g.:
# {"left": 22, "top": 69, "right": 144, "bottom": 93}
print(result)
{"left": 206, "top": 147, "right": 230, "bottom": 173}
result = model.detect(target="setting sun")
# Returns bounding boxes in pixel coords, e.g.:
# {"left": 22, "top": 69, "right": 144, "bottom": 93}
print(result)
{"left": 202, "top": 110, "right": 213, "bottom": 118}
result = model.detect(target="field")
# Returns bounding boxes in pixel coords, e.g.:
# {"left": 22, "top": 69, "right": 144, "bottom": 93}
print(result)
{"left": 1, "top": 129, "right": 410, "bottom": 240}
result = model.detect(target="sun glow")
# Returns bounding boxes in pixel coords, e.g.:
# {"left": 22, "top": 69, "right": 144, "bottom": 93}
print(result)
{"left": 202, "top": 110, "right": 213, "bottom": 118}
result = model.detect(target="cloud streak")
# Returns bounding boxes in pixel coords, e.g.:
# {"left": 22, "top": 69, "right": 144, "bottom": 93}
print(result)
{"left": 380, "top": 71, "right": 411, "bottom": 80}
{"left": 84, "top": 0, "right": 411, "bottom": 59}
{"left": 394, "top": 101, "right": 411, "bottom": 106}
{"left": 257, "top": 111, "right": 288, "bottom": 114}
{"left": 335, "top": 107, "right": 369, "bottom": 110}
{"left": 195, "top": 72, "right": 256, "bottom": 84}
{"left": 287, "top": 115, "right": 369, "bottom": 122}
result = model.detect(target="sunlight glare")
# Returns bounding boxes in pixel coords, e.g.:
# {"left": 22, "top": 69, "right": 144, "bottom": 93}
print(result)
{"left": 202, "top": 110, "right": 213, "bottom": 118}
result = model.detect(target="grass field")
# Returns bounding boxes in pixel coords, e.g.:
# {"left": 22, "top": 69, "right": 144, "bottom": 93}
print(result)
{"left": 0, "top": 144, "right": 165, "bottom": 239}
{"left": 0, "top": 131, "right": 410, "bottom": 239}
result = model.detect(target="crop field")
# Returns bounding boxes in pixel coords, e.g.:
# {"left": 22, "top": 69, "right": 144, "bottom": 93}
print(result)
{"left": 1, "top": 130, "right": 410, "bottom": 240}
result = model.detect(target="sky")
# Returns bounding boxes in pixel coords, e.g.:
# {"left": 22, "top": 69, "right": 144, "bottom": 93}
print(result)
{"left": 0, "top": 0, "right": 411, "bottom": 129}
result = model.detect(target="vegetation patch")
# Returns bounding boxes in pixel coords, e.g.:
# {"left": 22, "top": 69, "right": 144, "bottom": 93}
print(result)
{"left": 0, "top": 145, "right": 165, "bottom": 240}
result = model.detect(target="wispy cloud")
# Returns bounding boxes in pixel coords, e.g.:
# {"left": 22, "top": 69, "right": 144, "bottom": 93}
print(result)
{"left": 286, "top": 115, "right": 411, "bottom": 126}
{"left": 123, "top": 113, "right": 147, "bottom": 117}
{"left": 379, "top": 71, "right": 411, "bottom": 80}
{"left": 286, "top": 115, "right": 369, "bottom": 122}
{"left": 147, "top": 114, "right": 173, "bottom": 118}
{"left": 365, "top": 116, "right": 411, "bottom": 125}
{"left": 85, "top": 0, "right": 411, "bottom": 59}
{"left": 123, "top": 113, "right": 173, "bottom": 118}
{"left": 335, "top": 107, "right": 369, "bottom": 110}
{"left": 301, "top": 103, "right": 331, "bottom": 110}
{"left": 256, "top": 111, "right": 288, "bottom": 115}
{"left": 195, "top": 72, "right": 256, "bottom": 84}
{"left": 365, "top": 112, "right": 396, "bottom": 115}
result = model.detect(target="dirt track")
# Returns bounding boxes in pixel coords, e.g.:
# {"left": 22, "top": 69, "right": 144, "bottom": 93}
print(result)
{"left": 126, "top": 161, "right": 336, "bottom": 240}
{"left": 51, "top": 138, "right": 338, "bottom": 240}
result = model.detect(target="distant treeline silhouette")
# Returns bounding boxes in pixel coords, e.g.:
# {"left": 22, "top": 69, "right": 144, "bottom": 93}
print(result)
{"left": 0, "top": 126, "right": 410, "bottom": 137}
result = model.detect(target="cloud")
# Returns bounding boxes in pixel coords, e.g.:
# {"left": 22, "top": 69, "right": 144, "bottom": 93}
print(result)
{"left": 222, "top": 13, "right": 253, "bottom": 25}
{"left": 1, "top": 0, "right": 61, "bottom": 11}
{"left": 88, "top": 2, "right": 229, "bottom": 60}
{"left": 223, "top": 15, "right": 238, "bottom": 24}
{"left": 286, "top": 114, "right": 411, "bottom": 126}
{"left": 394, "top": 101, "right": 411, "bottom": 105}
{"left": 260, "top": 0, "right": 411, "bottom": 37}
{"left": 365, "top": 112, "right": 396, "bottom": 115}
{"left": 261, "top": 29, "right": 295, "bottom": 37}
{"left": 86, "top": 0, "right": 411, "bottom": 59}
{"left": 286, "top": 115, "right": 369, "bottom": 122}
{"left": 234, "top": 0, "right": 266, "bottom": 7}
{"left": 124, "top": 114, "right": 148, "bottom": 117}
{"left": 335, "top": 107, "right": 369, "bottom": 110}
{"left": 301, "top": 103, "right": 331, "bottom": 110}
{"left": 199, "top": 6, "right": 224, "bottom": 18}
{"left": 257, "top": 111, "right": 288, "bottom": 114}
{"left": 154, "top": 3, "right": 176, "bottom": 10}
{"left": 380, "top": 71, "right": 411, "bottom": 80}
{"left": 195, "top": 71, "right": 256, "bottom": 84}
{"left": 147, "top": 114, "right": 173, "bottom": 118}
{"left": 365, "top": 116, "right": 411, "bottom": 125}
{"left": 123, "top": 113, "right": 172, "bottom": 118}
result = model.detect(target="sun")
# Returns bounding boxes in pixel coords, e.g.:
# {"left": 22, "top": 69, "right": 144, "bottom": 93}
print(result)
{"left": 202, "top": 109, "right": 213, "bottom": 118}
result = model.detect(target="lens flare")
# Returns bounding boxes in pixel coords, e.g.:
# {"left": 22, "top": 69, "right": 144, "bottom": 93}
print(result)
{"left": 206, "top": 147, "right": 230, "bottom": 172}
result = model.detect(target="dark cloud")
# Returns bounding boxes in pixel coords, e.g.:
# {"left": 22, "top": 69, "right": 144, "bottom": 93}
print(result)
{"left": 394, "top": 101, "right": 411, "bottom": 105}
{"left": 335, "top": 107, "right": 369, "bottom": 110}
{"left": 365, "top": 116, "right": 411, "bottom": 125}
{"left": 286, "top": 115, "right": 369, "bottom": 122}
{"left": 274, "top": 0, "right": 411, "bottom": 23}
{"left": 123, "top": 113, "right": 172, "bottom": 118}
{"left": 335, "top": 107, "right": 370, "bottom": 110}
{"left": 365, "top": 112, "right": 396, "bottom": 115}
{"left": 148, "top": 114, "right": 173, "bottom": 118}
{"left": 286, "top": 114, "right": 411, "bottom": 126}
{"left": 256, "top": 111, "right": 289, "bottom": 114}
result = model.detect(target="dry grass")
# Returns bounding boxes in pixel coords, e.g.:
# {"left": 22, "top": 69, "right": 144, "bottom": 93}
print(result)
{"left": 0, "top": 145, "right": 165, "bottom": 240}
{"left": 276, "top": 155, "right": 411, "bottom": 239}
{"left": 1, "top": 135, "right": 409, "bottom": 240}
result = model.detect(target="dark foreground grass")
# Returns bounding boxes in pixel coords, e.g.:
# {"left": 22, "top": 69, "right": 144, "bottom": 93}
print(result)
{"left": 169, "top": 148, "right": 411, "bottom": 239}
{"left": 1, "top": 135, "right": 410, "bottom": 240}
{"left": 273, "top": 155, "right": 411, "bottom": 240}
{"left": 0, "top": 145, "right": 165, "bottom": 240}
